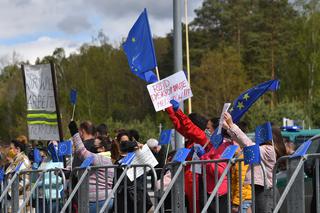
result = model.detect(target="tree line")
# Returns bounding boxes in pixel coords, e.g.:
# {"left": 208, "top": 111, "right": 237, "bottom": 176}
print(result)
{"left": 0, "top": 0, "right": 319, "bottom": 142}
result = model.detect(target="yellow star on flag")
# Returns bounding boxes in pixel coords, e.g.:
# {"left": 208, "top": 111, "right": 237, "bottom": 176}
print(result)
{"left": 243, "top": 93, "right": 250, "bottom": 101}
{"left": 132, "top": 37, "right": 136, "bottom": 43}
{"left": 237, "top": 101, "right": 244, "bottom": 110}
{"left": 229, "top": 107, "right": 234, "bottom": 112}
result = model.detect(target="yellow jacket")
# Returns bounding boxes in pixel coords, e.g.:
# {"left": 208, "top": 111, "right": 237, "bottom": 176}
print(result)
{"left": 231, "top": 150, "right": 252, "bottom": 206}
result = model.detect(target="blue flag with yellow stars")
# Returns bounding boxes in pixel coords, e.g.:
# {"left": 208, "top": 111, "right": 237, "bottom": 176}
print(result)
{"left": 230, "top": 80, "right": 280, "bottom": 123}
{"left": 58, "top": 140, "right": 72, "bottom": 157}
{"left": 123, "top": 8, "right": 158, "bottom": 83}
{"left": 255, "top": 122, "right": 273, "bottom": 145}
{"left": 159, "top": 129, "right": 172, "bottom": 145}
{"left": 244, "top": 144, "right": 261, "bottom": 165}
{"left": 220, "top": 145, "right": 238, "bottom": 160}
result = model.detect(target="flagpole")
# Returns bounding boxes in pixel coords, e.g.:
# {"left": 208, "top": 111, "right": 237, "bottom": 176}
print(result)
{"left": 71, "top": 104, "right": 76, "bottom": 121}
{"left": 184, "top": 0, "right": 192, "bottom": 114}
{"left": 164, "top": 143, "right": 170, "bottom": 165}
{"left": 155, "top": 66, "right": 160, "bottom": 81}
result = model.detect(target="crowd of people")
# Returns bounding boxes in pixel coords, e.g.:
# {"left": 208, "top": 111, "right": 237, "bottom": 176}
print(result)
{"left": 0, "top": 100, "right": 318, "bottom": 213}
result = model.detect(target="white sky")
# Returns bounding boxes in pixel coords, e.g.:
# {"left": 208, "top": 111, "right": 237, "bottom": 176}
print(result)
{"left": 0, "top": 0, "right": 203, "bottom": 66}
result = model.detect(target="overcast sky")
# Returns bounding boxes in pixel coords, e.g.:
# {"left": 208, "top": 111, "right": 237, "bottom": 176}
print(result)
{"left": 0, "top": 0, "right": 203, "bottom": 66}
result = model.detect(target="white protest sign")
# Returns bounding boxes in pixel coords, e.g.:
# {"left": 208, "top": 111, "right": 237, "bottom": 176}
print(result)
{"left": 147, "top": 71, "right": 193, "bottom": 112}
{"left": 126, "top": 145, "right": 158, "bottom": 181}
{"left": 217, "top": 103, "right": 231, "bottom": 135}
{"left": 23, "top": 64, "right": 60, "bottom": 141}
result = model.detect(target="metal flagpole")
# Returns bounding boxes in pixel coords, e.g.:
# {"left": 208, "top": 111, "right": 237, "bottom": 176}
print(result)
{"left": 172, "top": 1, "right": 185, "bottom": 212}
{"left": 184, "top": 0, "right": 192, "bottom": 114}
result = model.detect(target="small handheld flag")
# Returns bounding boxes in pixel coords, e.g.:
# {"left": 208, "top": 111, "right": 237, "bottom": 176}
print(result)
{"left": 220, "top": 145, "right": 238, "bottom": 160}
{"left": 33, "top": 148, "right": 42, "bottom": 164}
{"left": 80, "top": 156, "right": 94, "bottom": 169}
{"left": 159, "top": 129, "right": 172, "bottom": 145}
{"left": 70, "top": 89, "right": 77, "bottom": 121}
{"left": 172, "top": 148, "right": 191, "bottom": 163}
{"left": 48, "top": 143, "right": 63, "bottom": 162}
{"left": 210, "top": 129, "right": 223, "bottom": 149}
{"left": 120, "top": 152, "right": 136, "bottom": 165}
{"left": 58, "top": 140, "right": 72, "bottom": 157}
{"left": 122, "top": 8, "right": 158, "bottom": 83}
{"left": 0, "top": 168, "right": 4, "bottom": 182}
{"left": 244, "top": 144, "right": 261, "bottom": 165}
{"left": 255, "top": 122, "right": 273, "bottom": 145}
{"left": 70, "top": 89, "right": 77, "bottom": 105}
{"left": 14, "top": 162, "right": 23, "bottom": 173}
{"left": 230, "top": 80, "right": 280, "bottom": 123}
{"left": 290, "top": 140, "right": 312, "bottom": 158}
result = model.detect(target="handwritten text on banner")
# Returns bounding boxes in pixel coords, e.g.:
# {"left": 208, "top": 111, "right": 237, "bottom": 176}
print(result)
{"left": 147, "top": 71, "right": 193, "bottom": 111}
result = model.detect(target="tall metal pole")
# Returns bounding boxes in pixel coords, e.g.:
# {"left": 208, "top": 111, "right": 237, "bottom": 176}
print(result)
{"left": 172, "top": 1, "right": 185, "bottom": 212}
{"left": 173, "top": 0, "right": 184, "bottom": 150}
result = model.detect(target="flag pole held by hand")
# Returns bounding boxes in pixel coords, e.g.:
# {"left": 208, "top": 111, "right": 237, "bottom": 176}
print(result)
{"left": 70, "top": 89, "right": 77, "bottom": 121}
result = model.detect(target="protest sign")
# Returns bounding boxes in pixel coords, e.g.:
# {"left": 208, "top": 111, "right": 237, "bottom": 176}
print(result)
{"left": 22, "top": 64, "right": 62, "bottom": 141}
{"left": 147, "top": 71, "right": 193, "bottom": 111}
{"left": 126, "top": 145, "right": 158, "bottom": 181}
{"left": 217, "top": 103, "right": 231, "bottom": 134}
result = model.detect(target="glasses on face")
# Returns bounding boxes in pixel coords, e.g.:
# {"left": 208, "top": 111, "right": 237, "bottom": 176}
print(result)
{"left": 120, "top": 140, "right": 129, "bottom": 143}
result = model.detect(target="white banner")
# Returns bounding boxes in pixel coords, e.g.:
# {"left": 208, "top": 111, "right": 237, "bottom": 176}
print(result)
{"left": 24, "top": 64, "right": 59, "bottom": 141}
{"left": 126, "top": 145, "right": 158, "bottom": 181}
{"left": 147, "top": 71, "right": 193, "bottom": 111}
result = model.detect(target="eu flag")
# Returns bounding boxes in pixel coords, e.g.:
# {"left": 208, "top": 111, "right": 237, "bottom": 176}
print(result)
{"left": 244, "top": 144, "right": 261, "bottom": 165}
{"left": 210, "top": 129, "right": 223, "bottom": 149}
{"left": 58, "top": 140, "right": 72, "bottom": 157}
{"left": 80, "top": 156, "right": 94, "bottom": 169}
{"left": 220, "top": 145, "right": 238, "bottom": 160}
{"left": 159, "top": 129, "right": 172, "bottom": 145}
{"left": 255, "top": 122, "right": 273, "bottom": 145}
{"left": 230, "top": 80, "right": 280, "bottom": 123}
{"left": 0, "top": 168, "right": 4, "bottom": 182}
{"left": 123, "top": 8, "right": 158, "bottom": 83}
{"left": 33, "top": 148, "right": 42, "bottom": 164}
{"left": 290, "top": 140, "right": 312, "bottom": 158}
{"left": 70, "top": 89, "right": 77, "bottom": 105}
{"left": 121, "top": 152, "right": 136, "bottom": 165}
{"left": 172, "top": 148, "right": 191, "bottom": 163}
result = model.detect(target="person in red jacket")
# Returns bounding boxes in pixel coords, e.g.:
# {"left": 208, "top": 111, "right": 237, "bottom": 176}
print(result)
{"left": 166, "top": 100, "right": 229, "bottom": 213}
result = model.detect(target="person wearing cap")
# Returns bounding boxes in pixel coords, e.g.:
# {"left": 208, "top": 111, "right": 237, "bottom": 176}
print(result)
{"left": 146, "top": 138, "right": 166, "bottom": 178}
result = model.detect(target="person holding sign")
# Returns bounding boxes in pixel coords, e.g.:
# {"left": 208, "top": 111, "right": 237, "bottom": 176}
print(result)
{"left": 166, "top": 100, "right": 229, "bottom": 213}
{"left": 113, "top": 131, "right": 153, "bottom": 213}
{"left": 223, "top": 112, "right": 287, "bottom": 213}
{"left": 68, "top": 121, "right": 114, "bottom": 213}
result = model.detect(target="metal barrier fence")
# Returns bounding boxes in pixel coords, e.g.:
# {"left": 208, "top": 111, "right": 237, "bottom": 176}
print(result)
{"left": 60, "top": 164, "right": 158, "bottom": 213}
{"left": 272, "top": 153, "right": 320, "bottom": 213}
{"left": 1, "top": 153, "right": 319, "bottom": 213}
{"left": 0, "top": 167, "right": 66, "bottom": 213}
{"left": 154, "top": 157, "right": 267, "bottom": 213}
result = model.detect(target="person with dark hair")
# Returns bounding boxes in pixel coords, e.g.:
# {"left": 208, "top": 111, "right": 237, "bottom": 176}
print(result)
{"left": 69, "top": 121, "right": 114, "bottom": 213}
{"left": 223, "top": 112, "right": 286, "bottom": 213}
{"left": 96, "top": 123, "right": 108, "bottom": 137}
{"left": 188, "top": 113, "right": 208, "bottom": 131}
{"left": 166, "top": 100, "right": 230, "bottom": 213}
{"left": 6, "top": 139, "right": 31, "bottom": 174}
{"left": 128, "top": 129, "right": 140, "bottom": 142}
{"left": 113, "top": 131, "right": 153, "bottom": 213}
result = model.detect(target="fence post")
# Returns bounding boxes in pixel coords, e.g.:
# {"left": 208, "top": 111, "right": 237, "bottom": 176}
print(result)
{"left": 11, "top": 175, "right": 19, "bottom": 212}
{"left": 287, "top": 158, "right": 305, "bottom": 213}
{"left": 78, "top": 169, "right": 90, "bottom": 213}
{"left": 171, "top": 163, "right": 185, "bottom": 212}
